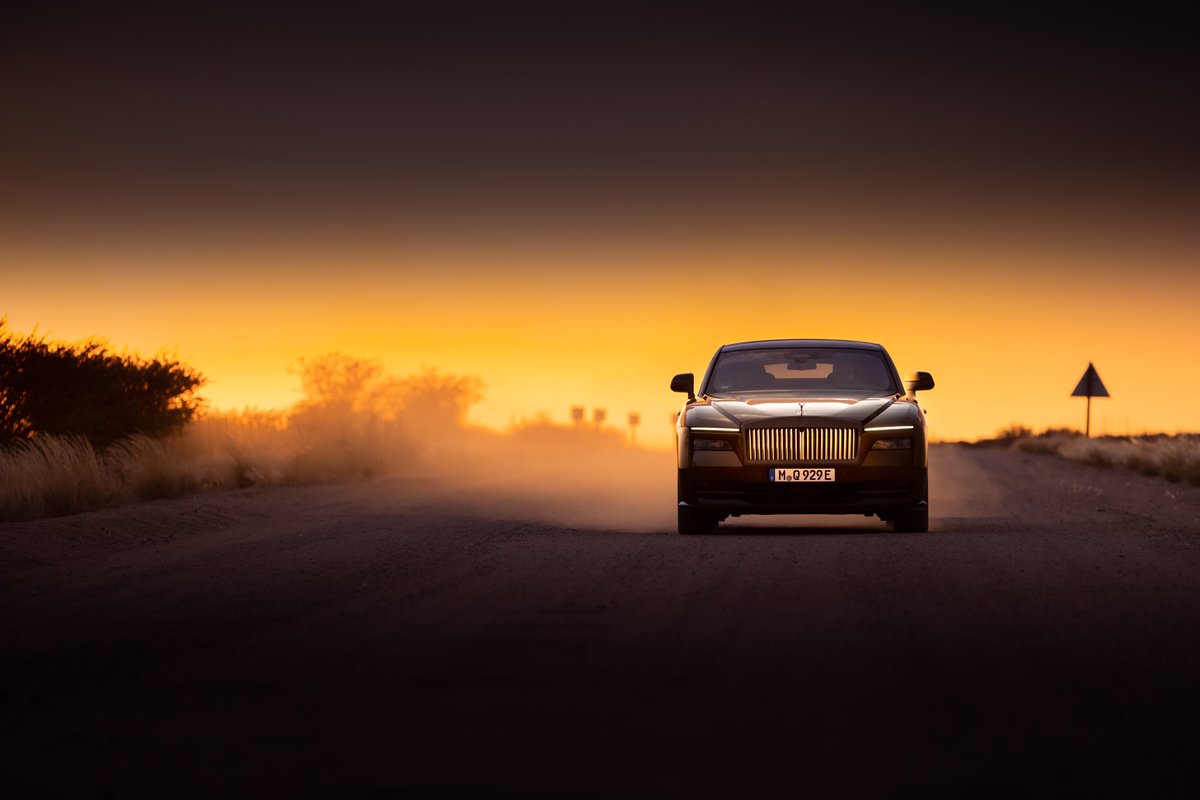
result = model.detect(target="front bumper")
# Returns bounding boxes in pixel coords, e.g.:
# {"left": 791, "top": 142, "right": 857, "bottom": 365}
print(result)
{"left": 679, "top": 464, "right": 927, "bottom": 516}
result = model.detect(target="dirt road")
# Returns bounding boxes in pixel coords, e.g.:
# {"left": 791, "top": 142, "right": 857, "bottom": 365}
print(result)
{"left": 4, "top": 444, "right": 1200, "bottom": 796}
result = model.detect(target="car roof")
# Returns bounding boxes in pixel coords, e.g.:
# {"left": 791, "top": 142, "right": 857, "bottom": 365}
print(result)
{"left": 720, "top": 339, "right": 885, "bottom": 352}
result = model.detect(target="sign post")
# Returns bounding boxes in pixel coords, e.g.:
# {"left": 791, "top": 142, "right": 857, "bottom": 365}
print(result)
{"left": 1071, "top": 363, "right": 1110, "bottom": 438}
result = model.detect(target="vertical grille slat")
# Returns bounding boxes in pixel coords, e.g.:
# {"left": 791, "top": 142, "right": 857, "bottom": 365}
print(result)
{"left": 744, "top": 426, "right": 858, "bottom": 463}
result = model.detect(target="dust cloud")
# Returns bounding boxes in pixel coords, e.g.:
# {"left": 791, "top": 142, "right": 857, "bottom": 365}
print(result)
{"left": 201, "top": 354, "right": 677, "bottom": 532}
{"left": 391, "top": 425, "right": 676, "bottom": 532}
{"left": 928, "top": 443, "right": 1007, "bottom": 523}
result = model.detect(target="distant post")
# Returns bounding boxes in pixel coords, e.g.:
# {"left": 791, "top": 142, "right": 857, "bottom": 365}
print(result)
{"left": 593, "top": 408, "right": 606, "bottom": 427}
{"left": 571, "top": 406, "right": 585, "bottom": 426}
{"left": 628, "top": 412, "right": 640, "bottom": 443}
{"left": 1071, "top": 363, "right": 1110, "bottom": 438}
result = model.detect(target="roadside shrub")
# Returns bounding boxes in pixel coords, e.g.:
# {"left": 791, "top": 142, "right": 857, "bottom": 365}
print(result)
{"left": 972, "top": 425, "right": 1079, "bottom": 450}
{"left": 0, "top": 320, "right": 204, "bottom": 448}
{"left": 1014, "top": 431, "right": 1079, "bottom": 456}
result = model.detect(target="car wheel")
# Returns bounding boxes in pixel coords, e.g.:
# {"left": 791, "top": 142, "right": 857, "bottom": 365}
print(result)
{"left": 891, "top": 505, "right": 929, "bottom": 533}
{"left": 678, "top": 506, "right": 716, "bottom": 535}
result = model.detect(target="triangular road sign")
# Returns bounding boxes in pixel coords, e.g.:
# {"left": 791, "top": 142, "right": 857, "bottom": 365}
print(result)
{"left": 1071, "top": 363, "right": 1109, "bottom": 398}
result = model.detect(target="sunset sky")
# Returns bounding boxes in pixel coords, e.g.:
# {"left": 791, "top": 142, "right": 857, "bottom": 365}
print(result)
{"left": 3, "top": 4, "right": 1197, "bottom": 449}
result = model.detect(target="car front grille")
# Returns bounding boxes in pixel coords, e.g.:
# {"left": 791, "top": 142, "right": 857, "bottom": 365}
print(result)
{"left": 744, "top": 426, "right": 859, "bottom": 463}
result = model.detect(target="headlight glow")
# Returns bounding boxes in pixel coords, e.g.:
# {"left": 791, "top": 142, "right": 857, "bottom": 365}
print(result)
{"left": 693, "top": 438, "right": 734, "bottom": 451}
{"left": 871, "top": 438, "right": 913, "bottom": 450}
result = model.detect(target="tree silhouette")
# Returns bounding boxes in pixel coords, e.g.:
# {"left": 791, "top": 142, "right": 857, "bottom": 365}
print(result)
{"left": 0, "top": 320, "right": 204, "bottom": 448}
{"left": 287, "top": 354, "right": 484, "bottom": 441}
{"left": 398, "top": 367, "right": 484, "bottom": 431}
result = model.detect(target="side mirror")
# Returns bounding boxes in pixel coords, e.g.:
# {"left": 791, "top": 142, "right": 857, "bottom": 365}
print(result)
{"left": 670, "top": 372, "right": 696, "bottom": 401}
{"left": 905, "top": 371, "right": 935, "bottom": 396}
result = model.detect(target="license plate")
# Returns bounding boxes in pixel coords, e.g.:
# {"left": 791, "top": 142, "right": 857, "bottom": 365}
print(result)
{"left": 769, "top": 467, "right": 835, "bottom": 482}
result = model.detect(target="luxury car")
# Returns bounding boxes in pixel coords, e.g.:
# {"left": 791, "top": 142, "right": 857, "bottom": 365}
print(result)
{"left": 671, "top": 339, "right": 934, "bottom": 534}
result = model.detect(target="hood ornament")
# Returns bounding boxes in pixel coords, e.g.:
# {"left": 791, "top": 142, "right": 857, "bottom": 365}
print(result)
{"left": 798, "top": 403, "right": 805, "bottom": 416}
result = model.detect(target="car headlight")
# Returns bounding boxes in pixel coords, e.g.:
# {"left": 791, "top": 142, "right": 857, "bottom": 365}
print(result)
{"left": 693, "top": 438, "right": 734, "bottom": 451}
{"left": 871, "top": 438, "right": 913, "bottom": 450}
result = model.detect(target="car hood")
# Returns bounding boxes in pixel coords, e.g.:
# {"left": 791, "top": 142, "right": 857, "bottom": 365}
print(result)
{"left": 694, "top": 396, "right": 899, "bottom": 427}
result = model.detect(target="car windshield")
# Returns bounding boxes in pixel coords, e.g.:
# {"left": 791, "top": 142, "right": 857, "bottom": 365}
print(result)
{"left": 706, "top": 348, "right": 899, "bottom": 396}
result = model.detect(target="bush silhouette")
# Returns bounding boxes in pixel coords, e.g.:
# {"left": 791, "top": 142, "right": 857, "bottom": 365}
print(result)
{"left": 0, "top": 321, "right": 204, "bottom": 449}
{"left": 282, "top": 354, "right": 485, "bottom": 478}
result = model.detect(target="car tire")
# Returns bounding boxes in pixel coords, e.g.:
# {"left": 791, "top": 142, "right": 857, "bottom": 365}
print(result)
{"left": 891, "top": 505, "right": 929, "bottom": 533}
{"left": 678, "top": 506, "right": 716, "bottom": 535}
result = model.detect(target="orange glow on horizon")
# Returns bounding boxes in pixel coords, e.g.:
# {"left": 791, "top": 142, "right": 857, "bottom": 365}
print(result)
{"left": 4, "top": 237, "right": 1199, "bottom": 450}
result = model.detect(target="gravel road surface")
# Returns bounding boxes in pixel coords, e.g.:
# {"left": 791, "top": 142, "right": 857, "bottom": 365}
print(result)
{"left": 4, "top": 444, "right": 1200, "bottom": 797}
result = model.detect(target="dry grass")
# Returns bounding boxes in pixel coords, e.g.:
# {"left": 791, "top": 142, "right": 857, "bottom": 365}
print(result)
{"left": 0, "top": 407, "right": 420, "bottom": 522}
{"left": 1056, "top": 435, "right": 1200, "bottom": 485}
{"left": 1006, "top": 430, "right": 1200, "bottom": 486}
{"left": 2, "top": 425, "right": 237, "bottom": 522}
{"left": 0, "top": 407, "right": 661, "bottom": 523}
{"left": 0, "top": 436, "right": 112, "bottom": 520}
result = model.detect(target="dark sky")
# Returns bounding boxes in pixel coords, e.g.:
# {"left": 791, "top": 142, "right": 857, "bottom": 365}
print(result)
{"left": 3, "top": 2, "right": 1197, "bottom": 241}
